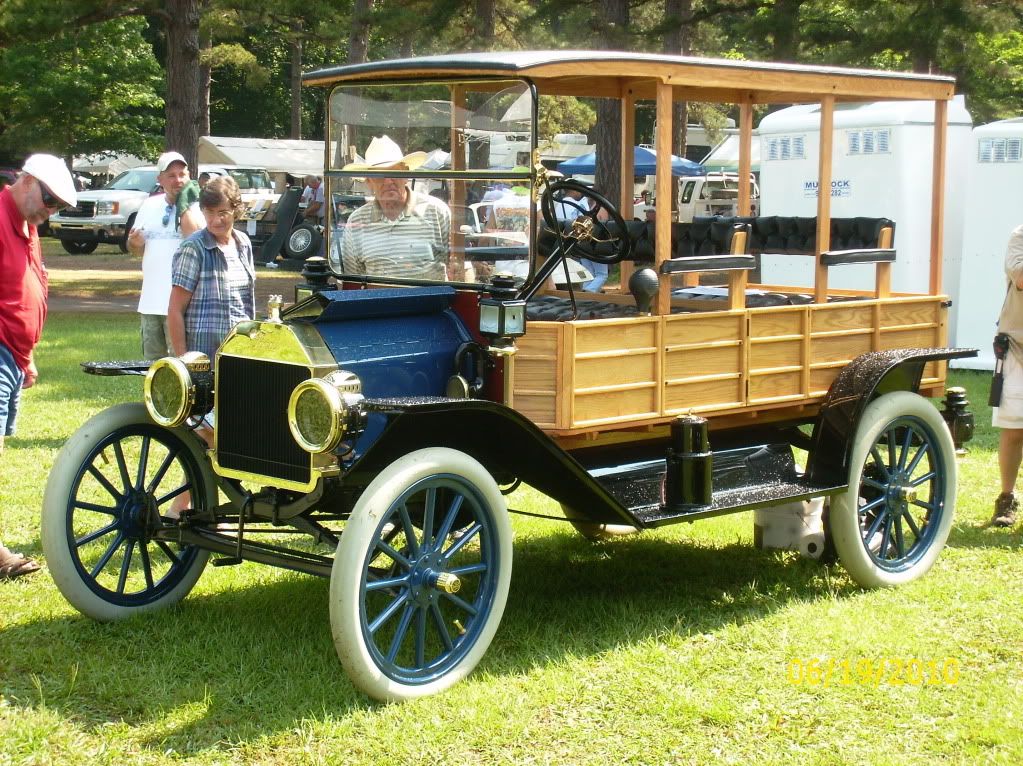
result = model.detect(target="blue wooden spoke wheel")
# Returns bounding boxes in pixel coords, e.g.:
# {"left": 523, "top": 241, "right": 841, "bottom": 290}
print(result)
{"left": 42, "top": 404, "right": 213, "bottom": 620}
{"left": 829, "top": 392, "right": 956, "bottom": 588}
{"left": 331, "top": 448, "right": 512, "bottom": 702}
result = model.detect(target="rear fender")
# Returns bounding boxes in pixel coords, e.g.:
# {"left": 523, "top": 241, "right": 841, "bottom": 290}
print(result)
{"left": 805, "top": 347, "right": 976, "bottom": 485}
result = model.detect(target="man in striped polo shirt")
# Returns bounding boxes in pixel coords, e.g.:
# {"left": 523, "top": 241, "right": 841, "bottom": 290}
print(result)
{"left": 340, "top": 136, "right": 450, "bottom": 280}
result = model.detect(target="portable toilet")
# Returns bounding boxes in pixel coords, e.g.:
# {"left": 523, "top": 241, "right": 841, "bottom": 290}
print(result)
{"left": 953, "top": 118, "right": 1023, "bottom": 369}
{"left": 756, "top": 97, "right": 972, "bottom": 324}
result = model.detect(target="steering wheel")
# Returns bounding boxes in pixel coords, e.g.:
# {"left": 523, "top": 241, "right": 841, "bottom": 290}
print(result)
{"left": 540, "top": 179, "right": 632, "bottom": 265}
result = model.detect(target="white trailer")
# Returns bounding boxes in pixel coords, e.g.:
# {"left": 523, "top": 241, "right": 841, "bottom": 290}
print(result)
{"left": 756, "top": 98, "right": 972, "bottom": 336}
{"left": 953, "top": 118, "right": 1023, "bottom": 369}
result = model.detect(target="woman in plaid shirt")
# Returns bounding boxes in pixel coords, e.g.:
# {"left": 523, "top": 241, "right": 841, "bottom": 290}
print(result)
{"left": 168, "top": 176, "right": 255, "bottom": 363}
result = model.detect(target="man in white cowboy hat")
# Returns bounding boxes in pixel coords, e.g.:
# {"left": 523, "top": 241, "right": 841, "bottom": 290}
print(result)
{"left": 339, "top": 135, "right": 451, "bottom": 280}
{"left": 0, "top": 153, "right": 76, "bottom": 580}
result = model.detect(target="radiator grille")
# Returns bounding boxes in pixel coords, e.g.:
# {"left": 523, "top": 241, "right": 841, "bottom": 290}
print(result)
{"left": 62, "top": 202, "right": 96, "bottom": 218}
{"left": 215, "top": 355, "right": 311, "bottom": 485}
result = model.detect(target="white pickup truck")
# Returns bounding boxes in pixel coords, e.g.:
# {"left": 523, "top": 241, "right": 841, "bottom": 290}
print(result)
{"left": 48, "top": 164, "right": 275, "bottom": 254}
{"left": 676, "top": 172, "right": 760, "bottom": 222}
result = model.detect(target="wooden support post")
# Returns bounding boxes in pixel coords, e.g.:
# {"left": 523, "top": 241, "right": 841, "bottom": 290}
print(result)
{"left": 875, "top": 226, "right": 893, "bottom": 298}
{"left": 738, "top": 96, "right": 753, "bottom": 216}
{"left": 620, "top": 86, "right": 637, "bottom": 294}
{"left": 655, "top": 80, "right": 673, "bottom": 315}
{"left": 729, "top": 228, "right": 748, "bottom": 310}
{"left": 930, "top": 99, "right": 948, "bottom": 295}
{"left": 449, "top": 85, "right": 467, "bottom": 281}
{"left": 814, "top": 95, "right": 835, "bottom": 304}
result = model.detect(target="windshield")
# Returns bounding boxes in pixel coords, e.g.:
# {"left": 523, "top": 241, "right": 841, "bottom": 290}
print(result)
{"left": 326, "top": 79, "right": 536, "bottom": 286}
{"left": 227, "top": 169, "right": 273, "bottom": 191}
{"left": 105, "top": 169, "right": 158, "bottom": 192}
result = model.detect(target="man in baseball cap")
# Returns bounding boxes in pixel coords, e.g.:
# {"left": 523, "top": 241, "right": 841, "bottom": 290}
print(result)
{"left": 127, "top": 150, "right": 203, "bottom": 359}
{"left": 0, "top": 153, "right": 76, "bottom": 580}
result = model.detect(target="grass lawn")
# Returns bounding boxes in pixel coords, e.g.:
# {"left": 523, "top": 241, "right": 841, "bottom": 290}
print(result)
{"left": 1, "top": 312, "right": 1021, "bottom": 765}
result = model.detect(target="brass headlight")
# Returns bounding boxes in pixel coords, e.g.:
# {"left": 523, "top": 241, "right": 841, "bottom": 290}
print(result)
{"left": 144, "top": 352, "right": 213, "bottom": 428}
{"left": 287, "top": 370, "right": 365, "bottom": 454}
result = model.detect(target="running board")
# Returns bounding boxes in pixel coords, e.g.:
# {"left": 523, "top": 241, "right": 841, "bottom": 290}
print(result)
{"left": 632, "top": 480, "right": 847, "bottom": 528}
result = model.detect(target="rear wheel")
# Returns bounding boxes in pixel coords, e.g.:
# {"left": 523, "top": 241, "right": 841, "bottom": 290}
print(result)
{"left": 829, "top": 392, "right": 956, "bottom": 588}
{"left": 42, "top": 404, "right": 214, "bottom": 620}
{"left": 61, "top": 240, "right": 98, "bottom": 255}
{"left": 330, "top": 448, "right": 512, "bottom": 702}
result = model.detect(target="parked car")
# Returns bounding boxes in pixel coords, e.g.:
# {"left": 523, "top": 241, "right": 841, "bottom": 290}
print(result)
{"left": 49, "top": 164, "right": 273, "bottom": 254}
{"left": 46, "top": 51, "right": 974, "bottom": 705}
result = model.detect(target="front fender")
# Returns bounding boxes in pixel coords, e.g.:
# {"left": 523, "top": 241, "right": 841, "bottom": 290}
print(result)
{"left": 342, "top": 398, "right": 637, "bottom": 527}
{"left": 805, "top": 347, "right": 976, "bottom": 485}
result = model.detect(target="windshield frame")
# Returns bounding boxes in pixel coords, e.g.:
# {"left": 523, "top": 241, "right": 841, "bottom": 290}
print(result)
{"left": 324, "top": 76, "right": 540, "bottom": 289}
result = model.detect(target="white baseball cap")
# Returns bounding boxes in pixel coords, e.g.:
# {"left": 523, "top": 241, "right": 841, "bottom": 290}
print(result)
{"left": 22, "top": 154, "right": 77, "bottom": 208}
{"left": 156, "top": 151, "right": 188, "bottom": 173}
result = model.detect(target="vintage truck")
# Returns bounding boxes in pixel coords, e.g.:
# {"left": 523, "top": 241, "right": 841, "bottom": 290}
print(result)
{"left": 44, "top": 51, "right": 974, "bottom": 702}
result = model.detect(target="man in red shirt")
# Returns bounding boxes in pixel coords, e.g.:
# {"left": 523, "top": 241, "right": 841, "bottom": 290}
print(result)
{"left": 0, "top": 154, "right": 76, "bottom": 580}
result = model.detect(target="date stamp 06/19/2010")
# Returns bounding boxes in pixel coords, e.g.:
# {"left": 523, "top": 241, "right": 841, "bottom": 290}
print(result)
{"left": 786, "top": 657, "right": 960, "bottom": 688}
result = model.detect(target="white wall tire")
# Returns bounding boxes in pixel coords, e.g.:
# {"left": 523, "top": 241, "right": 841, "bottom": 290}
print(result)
{"left": 829, "top": 392, "right": 956, "bottom": 588}
{"left": 330, "top": 448, "right": 512, "bottom": 702}
{"left": 560, "top": 504, "right": 639, "bottom": 541}
{"left": 42, "top": 404, "right": 214, "bottom": 621}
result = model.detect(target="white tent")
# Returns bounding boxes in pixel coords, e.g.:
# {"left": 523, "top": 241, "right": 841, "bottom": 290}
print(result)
{"left": 197, "top": 136, "right": 324, "bottom": 180}
{"left": 73, "top": 152, "right": 146, "bottom": 176}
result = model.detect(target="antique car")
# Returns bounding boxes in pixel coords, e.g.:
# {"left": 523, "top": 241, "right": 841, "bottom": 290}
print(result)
{"left": 43, "top": 51, "right": 974, "bottom": 702}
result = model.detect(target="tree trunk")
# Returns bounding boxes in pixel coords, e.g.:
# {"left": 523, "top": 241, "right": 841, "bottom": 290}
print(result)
{"left": 290, "top": 23, "right": 303, "bottom": 139}
{"left": 199, "top": 30, "right": 211, "bottom": 137}
{"left": 593, "top": 0, "right": 629, "bottom": 207}
{"left": 163, "top": 0, "right": 204, "bottom": 169}
{"left": 770, "top": 0, "right": 803, "bottom": 62}
{"left": 664, "top": 0, "right": 692, "bottom": 211}
{"left": 475, "top": 0, "right": 496, "bottom": 48}
{"left": 348, "top": 0, "right": 374, "bottom": 64}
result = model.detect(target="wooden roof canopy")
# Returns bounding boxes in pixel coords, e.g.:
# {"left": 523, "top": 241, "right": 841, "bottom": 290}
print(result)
{"left": 308, "top": 51, "right": 956, "bottom": 311}
{"left": 304, "top": 50, "right": 955, "bottom": 104}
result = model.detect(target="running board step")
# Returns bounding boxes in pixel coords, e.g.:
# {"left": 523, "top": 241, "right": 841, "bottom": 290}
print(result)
{"left": 631, "top": 480, "right": 847, "bottom": 528}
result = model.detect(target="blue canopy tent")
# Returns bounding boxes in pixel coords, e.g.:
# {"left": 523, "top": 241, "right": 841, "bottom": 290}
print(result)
{"left": 558, "top": 146, "right": 704, "bottom": 176}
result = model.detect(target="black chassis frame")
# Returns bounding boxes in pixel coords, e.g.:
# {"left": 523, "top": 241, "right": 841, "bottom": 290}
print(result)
{"left": 141, "top": 345, "right": 975, "bottom": 579}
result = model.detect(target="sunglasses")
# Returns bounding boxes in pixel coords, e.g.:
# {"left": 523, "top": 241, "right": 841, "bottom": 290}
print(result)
{"left": 38, "top": 182, "right": 69, "bottom": 212}
{"left": 162, "top": 204, "right": 174, "bottom": 228}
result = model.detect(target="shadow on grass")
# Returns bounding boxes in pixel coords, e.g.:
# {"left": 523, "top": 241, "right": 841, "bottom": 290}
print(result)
{"left": 1, "top": 530, "right": 852, "bottom": 755}
{"left": 6, "top": 436, "right": 72, "bottom": 452}
{"left": 947, "top": 521, "right": 1022, "bottom": 550}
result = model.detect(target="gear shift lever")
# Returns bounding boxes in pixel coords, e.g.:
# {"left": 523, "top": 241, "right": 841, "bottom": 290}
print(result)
{"left": 628, "top": 267, "right": 659, "bottom": 315}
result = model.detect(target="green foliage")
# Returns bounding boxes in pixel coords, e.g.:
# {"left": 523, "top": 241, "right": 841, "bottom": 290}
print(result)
{"left": 0, "top": 17, "right": 163, "bottom": 159}
{"left": 538, "top": 95, "right": 596, "bottom": 142}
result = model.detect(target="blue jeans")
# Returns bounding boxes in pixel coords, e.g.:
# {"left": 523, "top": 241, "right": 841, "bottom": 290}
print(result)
{"left": 581, "top": 259, "right": 608, "bottom": 292}
{"left": 0, "top": 342, "right": 25, "bottom": 437}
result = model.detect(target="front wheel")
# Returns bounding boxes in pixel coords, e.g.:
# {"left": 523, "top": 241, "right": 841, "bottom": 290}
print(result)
{"left": 330, "top": 448, "right": 512, "bottom": 702}
{"left": 42, "top": 404, "right": 214, "bottom": 620}
{"left": 829, "top": 392, "right": 956, "bottom": 588}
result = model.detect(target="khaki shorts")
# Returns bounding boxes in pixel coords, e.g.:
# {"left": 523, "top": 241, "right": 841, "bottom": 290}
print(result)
{"left": 140, "top": 314, "right": 170, "bottom": 361}
{"left": 993, "top": 352, "right": 1023, "bottom": 429}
